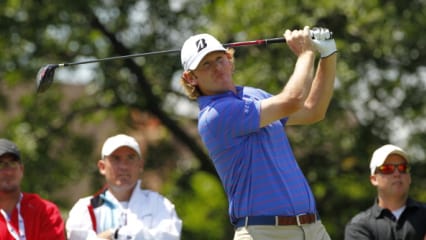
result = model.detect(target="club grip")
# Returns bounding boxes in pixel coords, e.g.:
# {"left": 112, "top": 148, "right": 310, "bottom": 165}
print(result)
{"left": 223, "top": 37, "right": 286, "bottom": 48}
{"left": 264, "top": 37, "right": 286, "bottom": 44}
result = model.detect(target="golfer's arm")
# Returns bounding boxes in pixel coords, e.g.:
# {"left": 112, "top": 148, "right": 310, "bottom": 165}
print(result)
{"left": 287, "top": 53, "right": 337, "bottom": 125}
{"left": 260, "top": 51, "right": 315, "bottom": 127}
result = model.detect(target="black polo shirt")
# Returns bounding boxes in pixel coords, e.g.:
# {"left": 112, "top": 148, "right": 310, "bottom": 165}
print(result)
{"left": 345, "top": 198, "right": 426, "bottom": 240}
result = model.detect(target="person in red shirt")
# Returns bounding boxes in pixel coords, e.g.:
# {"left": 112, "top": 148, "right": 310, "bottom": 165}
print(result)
{"left": 0, "top": 138, "right": 65, "bottom": 240}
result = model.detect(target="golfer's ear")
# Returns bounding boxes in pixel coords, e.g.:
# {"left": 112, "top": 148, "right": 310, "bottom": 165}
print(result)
{"left": 182, "top": 71, "right": 190, "bottom": 81}
{"left": 183, "top": 71, "right": 196, "bottom": 84}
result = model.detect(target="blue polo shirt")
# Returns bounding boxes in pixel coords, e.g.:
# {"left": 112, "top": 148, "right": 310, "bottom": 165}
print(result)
{"left": 197, "top": 86, "right": 317, "bottom": 224}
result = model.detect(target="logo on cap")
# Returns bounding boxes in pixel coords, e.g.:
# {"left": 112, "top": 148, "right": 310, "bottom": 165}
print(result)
{"left": 196, "top": 38, "right": 207, "bottom": 52}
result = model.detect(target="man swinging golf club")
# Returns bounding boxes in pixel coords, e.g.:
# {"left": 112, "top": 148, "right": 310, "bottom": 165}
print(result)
{"left": 179, "top": 26, "right": 337, "bottom": 240}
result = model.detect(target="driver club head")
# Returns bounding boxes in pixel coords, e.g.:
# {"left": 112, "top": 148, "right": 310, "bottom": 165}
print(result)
{"left": 36, "top": 64, "right": 58, "bottom": 93}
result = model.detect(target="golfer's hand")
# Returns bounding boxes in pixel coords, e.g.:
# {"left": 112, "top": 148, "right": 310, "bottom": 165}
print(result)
{"left": 284, "top": 26, "right": 315, "bottom": 57}
{"left": 311, "top": 27, "right": 337, "bottom": 58}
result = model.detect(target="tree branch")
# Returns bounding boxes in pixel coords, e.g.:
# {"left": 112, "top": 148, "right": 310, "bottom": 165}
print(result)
{"left": 87, "top": 11, "right": 216, "bottom": 174}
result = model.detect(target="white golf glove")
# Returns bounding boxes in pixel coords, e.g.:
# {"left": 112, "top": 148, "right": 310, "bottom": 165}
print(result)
{"left": 311, "top": 27, "right": 337, "bottom": 58}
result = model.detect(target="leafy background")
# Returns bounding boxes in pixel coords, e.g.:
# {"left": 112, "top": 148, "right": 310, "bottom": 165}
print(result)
{"left": 1, "top": 0, "right": 425, "bottom": 239}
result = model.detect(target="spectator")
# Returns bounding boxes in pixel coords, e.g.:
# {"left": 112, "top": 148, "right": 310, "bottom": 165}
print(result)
{"left": 0, "top": 138, "right": 66, "bottom": 240}
{"left": 345, "top": 144, "right": 426, "bottom": 240}
{"left": 66, "top": 134, "right": 182, "bottom": 240}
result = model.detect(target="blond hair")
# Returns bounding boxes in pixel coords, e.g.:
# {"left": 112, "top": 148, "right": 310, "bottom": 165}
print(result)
{"left": 180, "top": 48, "right": 235, "bottom": 100}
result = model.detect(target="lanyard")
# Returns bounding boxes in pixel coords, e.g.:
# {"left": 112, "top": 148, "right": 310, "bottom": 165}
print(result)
{"left": 0, "top": 193, "right": 26, "bottom": 240}
{"left": 119, "top": 210, "right": 128, "bottom": 227}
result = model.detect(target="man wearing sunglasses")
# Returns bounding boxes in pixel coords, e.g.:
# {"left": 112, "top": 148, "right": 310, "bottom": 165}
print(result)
{"left": 0, "top": 138, "right": 66, "bottom": 240}
{"left": 345, "top": 144, "right": 426, "bottom": 240}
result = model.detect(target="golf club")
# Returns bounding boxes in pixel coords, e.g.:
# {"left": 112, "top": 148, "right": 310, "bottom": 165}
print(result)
{"left": 36, "top": 37, "right": 286, "bottom": 93}
{"left": 36, "top": 29, "right": 332, "bottom": 93}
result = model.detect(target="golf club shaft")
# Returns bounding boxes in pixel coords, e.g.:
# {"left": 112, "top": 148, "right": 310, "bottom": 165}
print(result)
{"left": 59, "top": 37, "right": 286, "bottom": 67}
{"left": 61, "top": 49, "right": 181, "bottom": 67}
{"left": 36, "top": 37, "right": 288, "bottom": 93}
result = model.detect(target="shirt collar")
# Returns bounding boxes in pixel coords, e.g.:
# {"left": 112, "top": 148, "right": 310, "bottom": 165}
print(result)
{"left": 372, "top": 197, "right": 421, "bottom": 218}
{"left": 197, "top": 86, "right": 243, "bottom": 109}
{"left": 102, "top": 180, "right": 142, "bottom": 208}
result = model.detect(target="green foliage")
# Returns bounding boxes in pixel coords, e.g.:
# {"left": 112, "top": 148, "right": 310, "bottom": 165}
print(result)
{"left": 173, "top": 171, "right": 229, "bottom": 239}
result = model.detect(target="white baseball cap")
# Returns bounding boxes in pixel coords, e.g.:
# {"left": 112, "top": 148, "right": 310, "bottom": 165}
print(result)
{"left": 101, "top": 134, "right": 141, "bottom": 158}
{"left": 369, "top": 144, "right": 408, "bottom": 175}
{"left": 180, "top": 33, "right": 226, "bottom": 71}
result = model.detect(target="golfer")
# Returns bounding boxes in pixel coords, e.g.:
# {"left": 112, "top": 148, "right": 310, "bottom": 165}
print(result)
{"left": 179, "top": 26, "right": 337, "bottom": 239}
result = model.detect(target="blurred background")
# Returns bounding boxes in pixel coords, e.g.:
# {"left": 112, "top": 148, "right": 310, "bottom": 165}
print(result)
{"left": 1, "top": 0, "right": 425, "bottom": 239}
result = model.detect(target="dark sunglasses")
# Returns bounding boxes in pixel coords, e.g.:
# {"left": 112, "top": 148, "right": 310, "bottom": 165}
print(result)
{"left": 375, "top": 163, "right": 410, "bottom": 175}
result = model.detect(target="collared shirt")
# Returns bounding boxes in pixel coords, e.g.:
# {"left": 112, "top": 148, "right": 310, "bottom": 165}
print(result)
{"left": 198, "top": 86, "right": 317, "bottom": 225}
{"left": 0, "top": 193, "right": 65, "bottom": 240}
{"left": 345, "top": 197, "right": 426, "bottom": 240}
{"left": 66, "top": 180, "right": 182, "bottom": 240}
